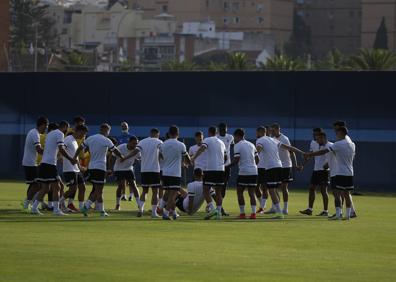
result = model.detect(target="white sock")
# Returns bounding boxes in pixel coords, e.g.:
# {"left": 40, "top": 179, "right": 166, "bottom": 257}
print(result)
{"left": 163, "top": 209, "right": 169, "bottom": 216}
{"left": 79, "top": 202, "right": 84, "bottom": 210}
{"left": 251, "top": 205, "right": 256, "bottom": 214}
{"left": 23, "top": 199, "right": 29, "bottom": 209}
{"left": 48, "top": 201, "right": 53, "bottom": 208}
{"left": 136, "top": 198, "right": 141, "bottom": 208}
{"left": 208, "top": 201, "right": 214, "bottom": 211}
{"left": 122, "top": 194, "right": 126, "bottom": 198}
{"left": 308, "top": 207, "right": 313, "bottom": 211}
{"left": 116, "top": 197, "right": 121, "bottom": 205}
{"left": 53, "top": 201, "right": 59, "bottom": 212}
{"left": 159, "top": 198, "right": 165, "bottom": 209}
{"left": 152, "top": 205, "right": 157, "bottom": 215}
{"left": 283, "top": 202, "right": 288, "bottom": 212}
{"left": 140, "top": 201, "right": 145, "bottom": 212}
{"left": 346, "top": 207, "right": 351, "bottom": 219}
{"left": 32, "top": 200, "right": 41, "bottom": 211}
{"left": 260, "top": 198, "right": 267, "bottom": 209}
{"left": 239, "top": 205, "right": 245, "bottom": 214}
{"left": 336, "top": 207, "right": 342, "bottom": 217}
{"left": 274, "top": 203, "right": 282, "bottom": 214}
{"left": 97, "top": 202, "right": 105, "bottom": 212}
{"left": 32, "top": 192, "right": 39, "bottom": 202}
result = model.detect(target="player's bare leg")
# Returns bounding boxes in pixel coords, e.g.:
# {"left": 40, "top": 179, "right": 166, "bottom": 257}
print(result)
{"left": 52, "top": 181, "right": 66, "bottom": 216}
{"left": 317, "top": 184, "right": 329, "bottom": 216}
{"left": 62, "top": 183, "right": 78, "bottom": 212}
{"left": 25, "top": 182, "right": 41, "bottom": 209}
{"left": 268, "top": 187, "right": 283, "bottom": 218}
{"left": 157, "top": 187, "right": 164, "bottom": 215}
{"left": 128, "top": 180, "right": 140, "bottom": 209}
{"left": 248, "top": 187, "right": 257, "bottom": 219}
{"left": 300, "top": 184, "right": 316, "bottom": 216}
{"left": 138, "top": 187, "right": 149, "bottom": 217}
{"left": 77, "top": 183, "right": 86, "bottom": 210}
{"left": 164, "top": 190, "right": 178, "bottom": 220}
{"left": 237, "top": 186, "right": 246, "bottom": 219}
{"left": 330, "top": 189, "right": 343, "bottom": 220}
{"left": 280, "top": 182, "right": 289, "bottom": 215}
{"left": 343, "top": 191, "right": 353, "bottom": 220}
{"left": 31, "top": 182, "right": 52, "bottom": 214}
{"left": 150, "top": 187, "right": 159, "bottom": 217}
{"left": 115, "top": 180, "right": 126, "bottom": 210}
{"left": 94, "top": 184, "right": 107, "bottom": 217}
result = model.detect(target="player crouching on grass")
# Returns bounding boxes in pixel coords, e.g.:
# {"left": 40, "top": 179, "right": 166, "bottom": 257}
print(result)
{"left": 304, "top": 127, "right": 356, "bottom": 220}
{"left": 227, "top": 128, "right": 259, "bottom": 219}
{"left": 109, "top": 136, "right": 141, "bottom": 211}
{"left": 74, "top": 123, "right": 125, "bottom": 217}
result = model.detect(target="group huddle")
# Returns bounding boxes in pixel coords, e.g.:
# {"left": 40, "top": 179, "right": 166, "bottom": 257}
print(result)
{"left": 21, "top": 116, "right": 356, "bottom": 221}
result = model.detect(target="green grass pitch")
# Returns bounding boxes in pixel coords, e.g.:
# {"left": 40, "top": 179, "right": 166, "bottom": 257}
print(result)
{"left": 0, "top": 181, "right": 396, "bottom": 282}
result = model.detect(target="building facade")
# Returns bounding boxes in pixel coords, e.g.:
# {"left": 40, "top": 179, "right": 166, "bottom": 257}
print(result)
{"left": 295, "top": 0, "right": 362, "bottom": 58}
{"left": 361, "top": 0, "right": 396, "bottom": 51}
{"left": 128, "top": 0, "right": 293, "bottom": 48}
{"left": 0, "top": 0, "right": 10, "bottom": 71}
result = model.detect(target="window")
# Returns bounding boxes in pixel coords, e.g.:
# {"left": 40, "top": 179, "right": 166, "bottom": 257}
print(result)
{"left": 232, "top": 2, "right": 240, "bottom": 11}
{"left": 257, "top": 16, "right": 264, "bottom": 24}
{"left": 234, "top": 17, "right": 240, "bottom": 24}
{"left": 162, "top": 5, "right": 168, "bottom": 12}
{"left": 224, "top": 1, "right": 229, "bottom": 11}
{"left": 223, "top": 17, "right": 229, "bottom": 25}
{"left": 256, "top": 3, "right": 263, "bottom": 12}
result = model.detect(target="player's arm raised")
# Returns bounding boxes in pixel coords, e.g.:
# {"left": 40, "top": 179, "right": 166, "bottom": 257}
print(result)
{"left": 121, "top": 147, "right": 140, "bottom": 162}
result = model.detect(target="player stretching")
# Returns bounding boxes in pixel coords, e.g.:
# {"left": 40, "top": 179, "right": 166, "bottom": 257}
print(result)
{"left": 191, "top": 126, "right": 227, "bottom": 220}
{"left": 123, "top": 128, "right": 163, "bottom": 218}
{"left": 217, "top": 122, "right": 234, "bottom": 216}
{"left": 21, "top": 116, "right": 48, "bottom": 210}
{"left": 256, "top": 126, "right": 304, "bottom": 219}
{"left": 159, "top": 126, "right": 191, "bottom": 220}
{"left": 75, "top": 123, "right": 124, "bottom": 217}
{"left": 61, "top": 125, "right": 88, "bottom": 212}
{"left": 305, "top": 127, "right": 356, "bottom": 220}
{"left": 227, "top": 129, "right": 259, "bottom": 219}
{"left": 300, "top": 128, "right": 331, "bottom": 216}
{"left": 110, "top": 136, "right": 141, "bottom": 211}
{"left": 31, "top": 121, "right": 75, "bottom": 216}
{"left": 272, "top": 123, "right": 301, "bottom": 215}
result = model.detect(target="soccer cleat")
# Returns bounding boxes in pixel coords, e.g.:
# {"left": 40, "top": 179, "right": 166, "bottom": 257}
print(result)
{"left": 316, "top": 211, "right": 329, "bottom": 217}
{"left": 249, "top": 213, "right": 257, "bottom": 220}
{"left": 128, "top": 196, "right": 133, "bottom": 202}
{"left": 67, "top": 203, "right": 79, "bottom": 213}
{"left": 137, "top": 211, "right": 143, "bottom": 217}
{"left": 328, "top": 216, "right": 342, "bottom": 221}
{"left": 162, "top": 214, "right": 172, "bottom": 220}
{"left": 282, "top": 210, "right": 289, "bottom": 215}
{"left": 121, "top": 195, "right": 127, "bottom": 201}
{"left": 264, "top": 208, "right": 276, "bottom": 215}
{"left": 299, "top": 209, "right": 313, "bottom": 216}
{"left": 215, "top": 212, "right": 222, "bottom": 220}
{"left": 329, "top": 213, "right": 343, "bottom": 219}
{"left": 172, "top": 212, "right": 178, "bottom": 220}
{"left": 272, "top": 214, "right": 284, "bottom": 219}
{"left": 53, "top": 210, "right": 68, "bottom": 216}
{"left": 80, "top": 206, "right": 89, "bottom": 217}
{"left": 156, "top": 207, "right": 163, "bottom": 216}
{"left": 238, "top": 213, "right": 246, "bottom": 219}
{"left": 350, "top": 212, "right": 357, "bottom": 219}
{"left": 115, "top": 204, "right": 121, "bottom": 211}
{"left": 256, "top": 208, "right": 265, "bottom": 214}
{"left": 204, "top": 209, "right": 218, "bottom": 220}
{"left": 100, "top": 211, "right": 109, "bottom": 217}
{"left": 31, "top": 209, "right": 43, "bottom": 215}
{"left": 221, "top": 208, "right": 229, "bottom": 216}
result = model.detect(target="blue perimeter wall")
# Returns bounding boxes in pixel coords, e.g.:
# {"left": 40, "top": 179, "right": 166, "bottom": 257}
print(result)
{"left": 0, "top": 72, "right": 395, "bottom": 191}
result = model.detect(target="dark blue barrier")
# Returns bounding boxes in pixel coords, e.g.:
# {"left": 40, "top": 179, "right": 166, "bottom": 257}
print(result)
{"left": 0, "top": 72, "right": 395, "bottom": 191}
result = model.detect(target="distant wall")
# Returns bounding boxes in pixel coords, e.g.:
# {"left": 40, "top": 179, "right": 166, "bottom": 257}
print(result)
{"left": 1, "top": 72, "right": 395, "bottom": 191}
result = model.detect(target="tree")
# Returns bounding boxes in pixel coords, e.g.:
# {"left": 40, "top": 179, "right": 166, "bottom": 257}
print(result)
{"left": 226, "top": 52, "right": 253, "bottom": 70}
{"left": 373, "top": 17, "right": 388, "bottom": 50}
{"left": 60, "top": 51, "right": 92, "bottom": 72}
{"left": 315, "top": 49, "right": 350, "bottom": 71}
{"left": 349, "top": 48, "right": 396, "bottom": 71}
{"left": 262, "top": 54, "right": 306, "bottom": 71}
{"left": 284, "top": 10, "right": 312, "bottom": 58}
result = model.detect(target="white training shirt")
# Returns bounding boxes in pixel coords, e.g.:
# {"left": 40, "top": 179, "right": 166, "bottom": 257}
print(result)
{"left": 136, "top": 137, "right": 163, "bottom": 173}
{"left": 310, "top": 140, "right": 331, "bottom": 171}
{"left": 275, "top": 133, "right": 292, "bottom": 168}
{"left": 325, "top": 142, "right": 337, "bottom": 177}
{"left": 63, "top": 135, "right": 79, "bottom": 173}
{"left": 328, "top": 137, "right": 356, "bottom": 176}
{"left": 22, "top": 128, "right": 41, "bottom": 167}
{"left": 217, "top": 133, "right": 234, "bottom": 165}
{"left": 189, "top": 144, "right": 207, "bottom": 170}
{"left": 234, "top": 140, "right": 258, "bottom": 175}
{"left": 202, "top": 136, "right": 227, "bottom": 171}
{"left": 256, "top": 136, "right": 282, "bottom": 170}
{"left": 113, "top": 143, "right": 140, "bottom": 172}
{"left": 183, "top": 181, "right": 205, "bottom": 214}
{"left": 41, "top": 129, "right": 65, "bottom": 166}
{"left": 160, "top": 139, "right": 187, "bottom": 177}
{"left": 82, "top": 134, "right": 115, "bottom": 171}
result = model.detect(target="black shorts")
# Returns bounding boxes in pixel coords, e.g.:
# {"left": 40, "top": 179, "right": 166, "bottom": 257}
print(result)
{"left": 265, "top": 168, "right": 282, "bottom": 188}
{"left": 257, "top": 168, "right": 266, "bottom": 185}
{"left": 330, "top": 176, "right": 336, "bottom": 189}
{"left": 23, "top": 166, "right": 38, "bottom": 184}
{"left": 311, "top": 170, "right": 330, "bottom": 186}
{"left": 141, "top": 172, "right": 161, "bottom": 188}
{"left": 162, "top": 176, "right": 181, "bottom": 190}
{"left": 237, "top": 175, "right": 258, "bottom": 187}
{"left": 175, "top": 194, "right": 186, "bottom": 212}
{"left": 114, "top": 170, "right": 136, "bottom": 183}
{"left": 335, "top": 175, "right": 354, "bottom": 191}
{"left": 63, "top": 171, "right": 85, "bottom": 186}
{"left": 86, "top": 169, "right": 106, "bottom": 184}
{"left": 203, "top": 171, "right": 225, "bottom": 187}
{"left": 281, "top": 167, "right": 293, "bottom": 183}
{"left": 37, "top": 163, "right": 60, "bottom": 183}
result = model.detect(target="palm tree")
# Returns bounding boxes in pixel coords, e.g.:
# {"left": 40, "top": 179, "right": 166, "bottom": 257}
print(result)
{"left": 262, "top": 54, "right": 306, "bottom": 71}
{"left": 315, "top": 49, "right": 350, "bottom": 71}
{"left": 349, "top": 48, "right": 396, "bottom": 71}
{"left": 226, "top": 52, "right": 252, "bottom": 70}
{"left": 61, "top": 51, "right": 91, "bottom": 71}
{"left": 162, "top": 60, "right": 197, "bottom": 71}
